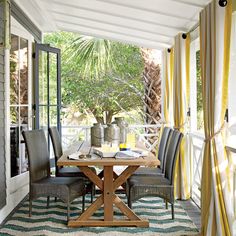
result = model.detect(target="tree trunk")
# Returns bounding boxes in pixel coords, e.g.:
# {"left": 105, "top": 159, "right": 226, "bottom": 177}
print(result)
{"left": 105, "top": 111, "right": 113, "bottom": 124}
{"left": 93, "top": 111, "right": 114, "bottom": 124}
{"left": 94, "top": 116, "right": 104, "bottom": 124}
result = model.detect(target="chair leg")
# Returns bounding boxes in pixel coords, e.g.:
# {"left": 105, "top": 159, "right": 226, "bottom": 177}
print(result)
{"left": 47, "top": 196, "right": 50, "bottom": 208}
{"left": 82, "top": 194, "right": 85, "bottom": 212}
{"left": 171, "top": 203, "right": 175, "bottom": 220}
{"left": 29, "top": 198, "right": 32, "bottom": 217}
{"left": 67, "top": 202, "right": 70, "bottom": 222}
{"left": 165, "top": 200, "right": 168, "bottom": 209}
{"left": 90, "top": 184, "right": 94, "bottom": 203}
{"left": 128, "top": 195, "right": 132, "bottom": 209}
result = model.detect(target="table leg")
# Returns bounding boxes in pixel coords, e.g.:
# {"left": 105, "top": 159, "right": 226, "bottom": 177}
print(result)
{"left": 98, "top": 169, "right": 126, "bottom": 190}
{"left": 104, "top": 166, "right": 114, "bottom": 221}
{"left": 68, "top": 165, "right": 149, "bottom": 227}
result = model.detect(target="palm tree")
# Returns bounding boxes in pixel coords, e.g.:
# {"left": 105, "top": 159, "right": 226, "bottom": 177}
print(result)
{"left": 67, "top": 36, "right": 113, "bottom": 79}
{"left": 141, "top": 48, "right": 162, "bottom": 150}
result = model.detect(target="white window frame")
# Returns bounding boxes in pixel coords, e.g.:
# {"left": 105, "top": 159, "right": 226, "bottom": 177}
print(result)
{"left": 6, "top": 16, "right": 33, "bottom": 193}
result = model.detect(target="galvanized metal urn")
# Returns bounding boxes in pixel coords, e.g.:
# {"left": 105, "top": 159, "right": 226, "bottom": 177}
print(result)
{"left": 112, "top": 117, "right": 128, "bottom": 143}
{"left": 104, "top": 124, "right": 120, "bottom": 145}
{"left": 91, "top": 123, "right": 104, "bottom": 147}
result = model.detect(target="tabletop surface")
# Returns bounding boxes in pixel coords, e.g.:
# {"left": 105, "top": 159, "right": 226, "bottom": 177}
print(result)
{"left": 57, "top": 154, "right": 159, "bottom": 166}
{"left": 57, "top": 142, "right": 159, "bottom": 167}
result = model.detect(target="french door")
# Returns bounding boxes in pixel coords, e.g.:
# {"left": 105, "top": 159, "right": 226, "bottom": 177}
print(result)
{"left": 34, "top": 44, "right": 61, "bottom": 150}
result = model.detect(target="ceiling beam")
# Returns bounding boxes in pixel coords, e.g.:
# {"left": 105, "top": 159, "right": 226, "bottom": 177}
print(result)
{"left": 51, "top": 11, "right": 175, "bottom": 39}
{"left": 168, "top": 0, "right": 206, "bottom": 8}
{"left": 96, "top": 0, "right": 199, "bottom": 21}
{"left": 56, "top": 22, "right": 171, "bottom": 49}
{"left": 50, "top": 8, "right": 182, "bottom": 36}
{"left": 56, "top": 19, "right": 173, "bottom": 45}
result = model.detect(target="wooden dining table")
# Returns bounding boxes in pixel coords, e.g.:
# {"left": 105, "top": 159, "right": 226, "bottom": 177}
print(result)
{"left": 57, "top": 145, "right": 159, "bottom": 228}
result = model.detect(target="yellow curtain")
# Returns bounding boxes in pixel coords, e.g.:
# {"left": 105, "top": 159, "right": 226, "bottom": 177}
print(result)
{"left": 158, "top": 48, "right": 174, "bottom": 155}
{"left": 200, "top": 0, "right": 233, "bottom": 235}
{"left": 185, "top": 33, "right": 190, "bottom": 108}
{"left": 163, "top": 48, "right": 174, "bottom": 125}
{"left": 173, "top": 33, "right": 191, "bottom": 200}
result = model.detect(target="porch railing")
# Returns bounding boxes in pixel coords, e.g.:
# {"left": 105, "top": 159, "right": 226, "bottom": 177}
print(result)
{"left": 61, "top": 126, "right": 206, "bottom": 208}
{"left": 190, "top": 132, "right": 204, "bottom": 207}
{"left": 61, "top": 124, "right": 162, "bottom": 154}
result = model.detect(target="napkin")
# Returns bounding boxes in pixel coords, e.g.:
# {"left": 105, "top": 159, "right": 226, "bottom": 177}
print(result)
{"left": 115, "top": 150, "right": 143, "bottom": 159}
{"left": 68, "top": 151, "right": 82, "bottom": 160}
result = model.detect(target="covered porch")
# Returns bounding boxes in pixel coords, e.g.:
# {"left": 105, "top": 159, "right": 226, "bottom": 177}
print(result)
{"left": 0, "top": 0, "right": 235, "bottom": 235}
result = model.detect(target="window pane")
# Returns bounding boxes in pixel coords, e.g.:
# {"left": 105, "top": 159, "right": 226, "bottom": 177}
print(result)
{"left": 20, "top": 38, "right": 28, "bottom": 105}
{"left": 10, "top": 106, "right": 18, "bottom": 125}
{"left": 39, "top": 105, "right": 49, "bottom": 145}
{"left": 50, "top": 106, "right": 58, "bottom": 126}
{"left": 49, "top": 53, "right": 57, "bottom": 105}
{"left": 20, "top": 106, "right": 28, "bottom": 126}
{"left": 10, "top": 107, "right": 19, "bottom": 177}
{"left": 20, "top": 107, "right": 29, "bottom": 174}
{"left": 20, "top": 141, "right": 28, "bottom": 174}
{"left": 39, "top": 51, "right": 48, "bottom": 105}
{"left": 39, "top": 105, "right": 48, "bottom": 129}
{"left": 10, "top": 35, "right": 19, "bottom": 105}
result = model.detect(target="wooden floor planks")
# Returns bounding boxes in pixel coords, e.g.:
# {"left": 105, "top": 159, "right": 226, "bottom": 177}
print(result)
{"left": 179, "top": 199, "right": 201, "bottom": 230}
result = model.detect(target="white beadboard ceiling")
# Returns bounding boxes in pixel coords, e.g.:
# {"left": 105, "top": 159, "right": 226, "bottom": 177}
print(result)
{"left": 14, "top": 0, "right": 211, "bottom": 49}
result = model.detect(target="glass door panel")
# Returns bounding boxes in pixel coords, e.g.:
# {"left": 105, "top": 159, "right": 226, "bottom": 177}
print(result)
{"left": 10, "top": 34, "right": 19, "bottom": 105}
{"left": 49, "top": 53, "right": 58, "bottom": 106}
{"left": 34, "top": 44, "right": 61, "bottom": 154}
{"left": 39, "top": 50, "right": 48, "bottom": 105}
{"left": 50, "top": 106, "right": 58, "bottom": 126}
{"left": 19, "top": 38, "right": 28, "bottom": 105}
{"left": 10, "top": 106, "right": 19, "bottom": 177}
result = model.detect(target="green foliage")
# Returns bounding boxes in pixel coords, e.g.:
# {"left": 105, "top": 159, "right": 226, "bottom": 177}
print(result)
{"left": 44, "top": 32, "right": 144, "bottom": 124}
{"left": 67, "top": 36, "right": 113, "bottom": 79}
{"left": 196, "top": 50, "right": 204, "bottom": 130}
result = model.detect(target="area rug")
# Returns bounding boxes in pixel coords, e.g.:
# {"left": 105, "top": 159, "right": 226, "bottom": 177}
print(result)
{"left": 0, "top": 195, "right": 199, "bottom": 236}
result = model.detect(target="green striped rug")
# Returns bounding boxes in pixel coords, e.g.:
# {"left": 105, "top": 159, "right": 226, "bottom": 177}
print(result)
{"left": 0, "top": 195, "right": 199, "bottom": 236}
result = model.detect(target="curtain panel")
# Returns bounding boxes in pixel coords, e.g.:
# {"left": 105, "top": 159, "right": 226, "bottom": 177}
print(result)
{"left": 173, "top": 33, "right": 191, "bottom": 200}
{"left": 163, "top": 48, "right": 174, "bottom": 125}
{"left": 200, "top": 0, "right": 233, "bottom": 235}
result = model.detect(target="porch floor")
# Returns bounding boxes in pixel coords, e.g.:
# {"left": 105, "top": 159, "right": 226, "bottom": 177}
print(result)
{"left": 179, "top": 200, "right": 201, "bottom": 230}
{"left": 0, "top": 193, "right": 201, "bottom": 235}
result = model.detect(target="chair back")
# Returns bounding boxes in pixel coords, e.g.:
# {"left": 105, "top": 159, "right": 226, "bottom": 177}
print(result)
{"left": 22, "top": 129, "right": 50, "bottom": 183}
{"left": 157, "top": 127, "right": 172, "bottom": 171}
{"left": 164, "top": 130, "right": 183, "bottom": 184}
{"left": 49, "top": 127, "right": 63, "bottom": 161}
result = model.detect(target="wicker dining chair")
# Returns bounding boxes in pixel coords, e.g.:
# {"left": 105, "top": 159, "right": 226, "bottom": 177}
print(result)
{"left": 23, "top": 129, "right": 86, "bottom": 222}
{"left": 133, "top": 127, "right": 173, "bottom": 176}
{"left": 126, "top": 130, "right": 183, "bottom": 219}
{"left": 49, "top": 127, "right": 96, "bottom": 202}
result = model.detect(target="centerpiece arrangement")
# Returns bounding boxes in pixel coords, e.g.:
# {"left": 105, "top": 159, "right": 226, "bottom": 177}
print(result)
{"left": 90, "top": 117, "right": 143, "bottom": 158}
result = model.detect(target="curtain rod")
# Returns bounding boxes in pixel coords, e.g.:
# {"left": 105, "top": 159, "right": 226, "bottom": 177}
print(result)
{"left": 188, "top": 22, "right": 199, "bottom": 34}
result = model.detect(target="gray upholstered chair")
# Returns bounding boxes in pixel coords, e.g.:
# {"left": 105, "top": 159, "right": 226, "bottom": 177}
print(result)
{"left": 133, "top": 127, "right": 173, "bottom": 176}
{"left": 49, "top": 127, "right": 96, "bottom": 202}
{"left": 22, "top": 129, "right": 86, "bottom": 222}
{"left": 126, "top": 130, "right": 183, "bottom": 219}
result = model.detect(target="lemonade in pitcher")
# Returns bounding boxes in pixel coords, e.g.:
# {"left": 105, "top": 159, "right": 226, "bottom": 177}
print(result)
{"left": 126, "top": 132, "right": 136, "bottom": 149}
